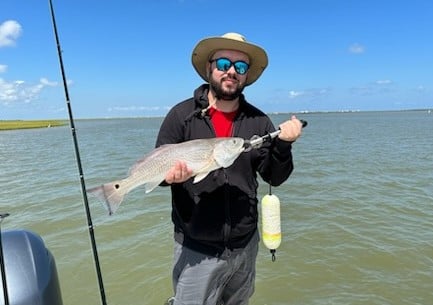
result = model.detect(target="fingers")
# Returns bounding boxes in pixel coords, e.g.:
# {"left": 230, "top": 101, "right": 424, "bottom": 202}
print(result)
{"left": 165, "top": 161, "right": 193, "bottom": 184}
{"left": 278, "top": 115, "right": 303, "bottom": 142}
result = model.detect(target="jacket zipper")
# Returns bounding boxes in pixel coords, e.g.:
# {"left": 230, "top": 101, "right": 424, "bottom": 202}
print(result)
{"left": 223, "top": 170, "right": 231, "bottom": 249}
{"left": 222, "top": 116, "right": 241, "bottom": 249}
{"left": 206, "top": 110, "right": 242, "bottom": 250}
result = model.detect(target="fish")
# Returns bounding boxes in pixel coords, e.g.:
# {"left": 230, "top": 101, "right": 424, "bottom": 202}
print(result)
{"left": 87, "top": 137, "right": 245, "bottom": 215}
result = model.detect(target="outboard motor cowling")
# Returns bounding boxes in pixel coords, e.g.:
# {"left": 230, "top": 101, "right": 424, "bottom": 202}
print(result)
{"left": 0, "top": 230, "right": 63, "bottom": 305}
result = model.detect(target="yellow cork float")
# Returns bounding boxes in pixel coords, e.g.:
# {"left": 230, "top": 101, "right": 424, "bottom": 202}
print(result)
{"left": 261, "top": 193, "right": 281, "bottom": 261}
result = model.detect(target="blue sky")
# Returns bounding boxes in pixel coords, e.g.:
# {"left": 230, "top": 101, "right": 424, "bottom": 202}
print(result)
{"left": 1, "top": 0, "right": 432, "bottom": 119}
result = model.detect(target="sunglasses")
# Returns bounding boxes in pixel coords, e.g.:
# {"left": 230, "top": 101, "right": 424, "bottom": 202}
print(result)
{"left": 209, "top": 57, "right": 250, "bottom": 75}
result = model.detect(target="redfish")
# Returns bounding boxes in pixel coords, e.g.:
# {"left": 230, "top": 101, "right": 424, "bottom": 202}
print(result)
{"left": 87, "top": 137, "right": 245, "bottom": 215}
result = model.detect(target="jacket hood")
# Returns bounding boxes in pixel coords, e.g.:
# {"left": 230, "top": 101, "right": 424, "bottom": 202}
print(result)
{"left": 193, "top": 84, "right": 210, "bottom": 110}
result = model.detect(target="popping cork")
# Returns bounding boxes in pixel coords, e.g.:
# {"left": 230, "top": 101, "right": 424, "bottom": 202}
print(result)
{"left": 261, "top": 193, "right": 281, "bottom": 261}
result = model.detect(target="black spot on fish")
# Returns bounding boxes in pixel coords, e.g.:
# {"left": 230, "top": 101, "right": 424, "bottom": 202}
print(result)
{"left": 115, "top": 184, "right": 120, "bottom": 189}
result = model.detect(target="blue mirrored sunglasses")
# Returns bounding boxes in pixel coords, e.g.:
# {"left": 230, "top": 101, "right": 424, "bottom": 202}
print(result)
{"left": 209, "top": 57, "right": 250, "bottom": 75}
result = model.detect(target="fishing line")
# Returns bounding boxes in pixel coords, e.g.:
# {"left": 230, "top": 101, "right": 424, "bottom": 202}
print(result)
{"left": 48, "top": 1, "right": 107, "bottom": 304}
{"left": 248, "top": 120, "right": 308, "bottom": 262}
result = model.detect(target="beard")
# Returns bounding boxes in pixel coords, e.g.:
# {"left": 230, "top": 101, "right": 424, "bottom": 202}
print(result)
{"left": 209, "top": 75, "right": 245, "bottom": 101}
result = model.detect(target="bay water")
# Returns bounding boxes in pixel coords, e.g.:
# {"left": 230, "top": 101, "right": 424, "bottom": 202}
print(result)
{"left": 1, "top": 110, "right": 432, "bottom": 305}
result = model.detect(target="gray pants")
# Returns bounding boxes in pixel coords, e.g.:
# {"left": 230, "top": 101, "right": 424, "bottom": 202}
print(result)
{"left": 171, "top": 232, "right": 259, "bottom": 305}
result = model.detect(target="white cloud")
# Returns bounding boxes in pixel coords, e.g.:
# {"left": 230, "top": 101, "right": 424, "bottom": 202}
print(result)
{"left": 289, "top": 88, "right": 331, "bottom": 100}
{"left": 375, "top": 79, "right": 392, "bottom": 85}
{"left": 413, "top": 85, "right": 428, "bottom": 94}
{"left": 0, "top": 77, "right": 58, "bottom": 105}
{"left": 349, "top": 43, "right": 365, "bottom": 54}
{"left": 0, "top": 20, "right": 22, "bottom": 48}
{"left": 289, "top": 90, "right": 305, "bottom": 98}
{"left": 40, "top": 78, "right": 58, "bottom": 86}
{"left": 0, "top": 64, "right": 7, "bottom": 73}
{"left": 350, "top": 79, "right": 395, "bottom": 96}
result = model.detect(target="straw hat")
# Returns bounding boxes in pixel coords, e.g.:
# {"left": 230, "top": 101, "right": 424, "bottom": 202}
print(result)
{"left": 191, "top": 32, "right": 268, "bottom": 86}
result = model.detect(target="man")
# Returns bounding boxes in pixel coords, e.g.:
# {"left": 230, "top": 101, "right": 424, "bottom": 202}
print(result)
{"left": 157, "top": 32, "right": 303, "bottom": 305}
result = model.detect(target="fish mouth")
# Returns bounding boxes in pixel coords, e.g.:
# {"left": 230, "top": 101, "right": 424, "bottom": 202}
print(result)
{"left": 242, "top": 142, "right": 250, "bottom": 152}
{"left": 243, "top": 139, "right": 256, "bottom": 152}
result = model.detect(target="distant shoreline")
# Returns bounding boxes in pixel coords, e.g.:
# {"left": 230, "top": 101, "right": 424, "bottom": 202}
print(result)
{"left": 0, "top": 120, "right": 68, "bottom": 131}
{"left": 1, "top": 109, "right": 430, "bottom": 128}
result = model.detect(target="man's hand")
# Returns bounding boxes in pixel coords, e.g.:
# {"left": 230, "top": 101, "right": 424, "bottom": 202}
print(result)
{"left": 165, "top": 161, "right": 194, "bottom": 184}
{"left": 278, "top": 115, "right": 303, "bottom": 142}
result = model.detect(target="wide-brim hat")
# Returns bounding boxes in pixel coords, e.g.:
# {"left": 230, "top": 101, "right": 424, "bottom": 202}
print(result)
{"left": 191, "top": 32, "right": 268, "bottom": 86}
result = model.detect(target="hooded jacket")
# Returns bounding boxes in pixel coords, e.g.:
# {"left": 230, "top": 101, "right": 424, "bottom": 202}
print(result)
{"left": 155, "top": 84, "right": 294, "bottom": 255}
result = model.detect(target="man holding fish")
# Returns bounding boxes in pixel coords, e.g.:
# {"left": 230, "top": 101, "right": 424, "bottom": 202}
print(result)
{"left": 158, "top": 33, "right": 303, "bottom": 305}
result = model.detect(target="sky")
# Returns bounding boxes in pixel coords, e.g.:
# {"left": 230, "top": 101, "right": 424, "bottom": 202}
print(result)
{"left": 1, "top": 0, "right": 432, "bottom": 119}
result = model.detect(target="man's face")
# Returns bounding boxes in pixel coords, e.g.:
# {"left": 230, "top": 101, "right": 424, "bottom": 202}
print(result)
{"left": 207, "top": 50, "right": 250, "bottom": 101}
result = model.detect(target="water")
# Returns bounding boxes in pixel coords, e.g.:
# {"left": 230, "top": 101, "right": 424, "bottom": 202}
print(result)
{"left": 1, "top": 111, "right": 432, "bottom": 305}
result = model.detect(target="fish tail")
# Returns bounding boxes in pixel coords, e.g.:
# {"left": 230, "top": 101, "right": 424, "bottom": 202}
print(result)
{"left": 87, "top": 179, "right": 127, "bottom": 215}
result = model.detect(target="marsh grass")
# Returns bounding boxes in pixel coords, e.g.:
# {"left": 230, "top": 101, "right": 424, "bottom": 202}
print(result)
{"left": 0, "top": 120, "right": 67, "bottom": 130}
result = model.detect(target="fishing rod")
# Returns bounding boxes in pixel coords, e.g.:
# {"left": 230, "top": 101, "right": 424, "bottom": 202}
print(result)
{"left": 244, "top": 119, "right": 308, "bottom": 151}
{"left": 48, "top": 1, "right": 107, "bottom": 305}
{"left": 0, "top": 213, "right": 10, "bottom": 305}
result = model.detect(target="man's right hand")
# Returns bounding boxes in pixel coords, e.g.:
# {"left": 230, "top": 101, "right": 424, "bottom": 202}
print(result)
{"left": 165, "top": 161, "right": 194, "bottom": 184}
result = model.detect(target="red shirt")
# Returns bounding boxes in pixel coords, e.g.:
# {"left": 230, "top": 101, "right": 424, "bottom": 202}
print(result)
{"left": 208, "top": 107, "right": 238, "bottom": 137}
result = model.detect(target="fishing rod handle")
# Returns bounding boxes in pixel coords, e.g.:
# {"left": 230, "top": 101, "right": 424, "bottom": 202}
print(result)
{"left": 269, "top": 119, "right": 308, "bottom": 140}
{"left": 270, "top": 120, "right": 308, "bottom": 139}
{"left": 244, "top": 119, "right": 308, "bottom": 150}
{"left": 270, "top": 119, "right": 308, "bottom": 140}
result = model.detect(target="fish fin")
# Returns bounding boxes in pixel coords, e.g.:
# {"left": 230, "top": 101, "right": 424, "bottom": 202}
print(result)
{"left": 87, "top": 179, "right": 126, "bottom": 215}
{"left": 193, "top": 172, "right": 211, "bottom": 183}
{"left": 144, "top": 180, "right": 161, "bottom": 194}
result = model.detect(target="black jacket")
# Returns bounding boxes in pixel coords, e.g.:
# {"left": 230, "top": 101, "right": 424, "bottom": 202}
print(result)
{"left": 156, "top": 84, "right": 294, "bottom": 255}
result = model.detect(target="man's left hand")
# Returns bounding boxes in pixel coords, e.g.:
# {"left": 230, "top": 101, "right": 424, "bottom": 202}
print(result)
{"left": 278, "top": 115, "right": 303, "bottom": 142}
